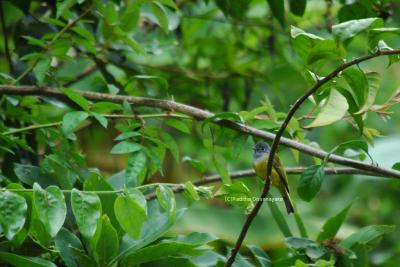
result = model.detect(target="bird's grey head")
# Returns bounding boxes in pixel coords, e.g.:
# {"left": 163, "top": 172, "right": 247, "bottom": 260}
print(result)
{"left": 253, "top": 141, "right": 271, "bottom": 160}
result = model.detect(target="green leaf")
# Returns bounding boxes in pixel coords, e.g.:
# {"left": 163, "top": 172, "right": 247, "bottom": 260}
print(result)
{"left": 29, "top": 206, "right": 52, "bottom": 247}
{"left": 91, "top": 102, "right": 122, "bottom": 113}
{"left": 84, "top": 173, "right": 119, "bottom": 231}
{"left": 114, "top": 191, "right": 147, "bottom": 239}
{"left": 0, "top": 252, "right": 56, "bottom": 267}
{"left": 268, "top": 201, "right": 293, "bottom": 237}
{"left": 121, "top": 232, "right": 217, "bottom": 265}
{"left": 32, "top": 183, "right": 66, "bottom": 237}
{"left": 341, "top": 225, "right": 395, "bottom": 249}
{"left": 392, "top": 162, "right": 400, "bottom": 171}
{"left": 165, "top": 118, "right": 191, "bottom": 134}
{"left": 160, "top": 131, "right": 180, "bottom": 163}
{"left": 213, "top": 153, "right": 231, "bottom": 184}
{"left": 214, "top": 0, "right": 250, "bottom": 20}
{"left": 336, "top": 140, "right": 369, "bottom": 155}
{"left": 110, "top": 141, "right": 142, "bottom": 154}
{"left": 304, "top": 89, "right": 348, "bottom": 128}
{"left": 63, "top": 88, "right": 90, "bottom": 111}
{"left": 33, "top": 57, "right": 51, "bottom": 84}
{"left": 120, "top": 0, "right": 143, "bottom": 32}
{"left": 267, "top": 0, "right": 285, "bottom": 26}
{"left": 103, "top": 1, "right": 118, "bottom": 25}
{"left": 0, "top": 191, "right": 27, "bottom": 240}
{"left": 297, "top": 165, "right": 325, "bottom": 202}
{"left": 289, "top": 0, "right": 306, "bottom": 16}
{"left": 341, "top": 67, "right": 367, "bottom": 107}
{"left": 216, "top": 181, "right": 252, "bottom": 208}
{"left": 291, "top": 26, "right": 344, "bottom": 66}
{"left": 377, "top": 40, "right": 400, "bottom": 66}
{"left": 182, "top": 156, "right": 206, "bottom": 173}
{"left": 332, "top": 18, "right": 384, "bottom": 42}
{"left": 91, "top": 112, "right": 108, "bottom": 128}
{"left": 54, "top": 228, "right": 91, "bottom": 267}
{"left": 286, "top": 237, "right": 315, "bottom": 250}
{"left": 126, "top": 151, "right": 147, "bottom": 187}
{"left": 317, "top": 202, "right": 352, "bottom": 242}
{"left": 151, "top": 1, "right": 169, "bottom": 33}
{"left": 356, "top": 72, "right": 381, "bottom": 114}
{"left": 247, "top": 245, "right": 272, "bottom": 267}
{"left": 14, "top": 163, "right": 52, "bottom": 187}
{"left": 156, "top": 185, "right": 176, "bottom": 219}
{"left": 115, "top": 131, "right": 141, "bottom": 141}
{"left": 62, "top": 111, "right": 89, "bottom": 140}
{"left": 184, "top": 181, "right": 200, "bottom": 203}
{"left": 71, "top": 189, "right": 102, "bottom": 240}
{"left": 202, "top": 112, "right": 243, "bottom": 131}
{"left": 92, "top": 215, "right": 119, "bottom": 266}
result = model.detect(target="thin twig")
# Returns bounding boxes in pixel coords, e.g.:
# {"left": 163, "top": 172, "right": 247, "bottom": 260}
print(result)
{"left": 13, "top": 7, "right": 92, "bottom": 84}
{"left": 224, "top": 49, "right": 400, "bottom": 266}
{"left": 1, "top": 166, "right": 378, "bottom": 196}
{"left": 1, "top": 113, "right": 192, "bottom": 135}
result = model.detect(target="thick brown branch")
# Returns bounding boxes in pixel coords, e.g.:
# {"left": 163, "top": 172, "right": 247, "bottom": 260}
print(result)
{"left": 1, "top": 84, "right": 399, "bottom": 179}
{"left": 225, "top": 49, "right": 400, "bottom": 266}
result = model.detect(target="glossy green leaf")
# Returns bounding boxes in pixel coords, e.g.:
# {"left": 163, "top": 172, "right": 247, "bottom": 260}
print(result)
{"left": 332, "top": 18, "right": 384, "bottom": 42}
{"left": 32, "top": 183, "right": 66, "bottom": 237}
{"left": 110, "top": 141, "right": 142, "bottom": 154}
{"left": 247, "top": 245, "right": 272, "bottom": 267}
{"left": 114, "top": 191, "right": 147, "bottom": 239}
{"left": 289, "top": 0, "right": 306, "bottom": 16}
{"left": 184, "top": 181, "right": 200, "bottom": 203}
{"left": 92, "top": 215, "right": 119, "bottom": 266}
{"left": 342, "top": 67, "right": 367, "bottom": 107}
{"left": 356, "top": 72, "right": 381, "bottom": 114}
{"left": 33, "top": 57, "right": 51, "bottom": 84}
{"left": 216, "top": 181, "right": 252, "bottom": 208}
{"left": 63, "top": 88, "right": 90, "bottom": 111}
{"left": 115, "top": 131, "right": 141, "bottom": 141}
{"left": 91, "top": 102, "right": 122, "bottom": 113}
{"left": 0, "top": 252, "right": 56, "bottom": 267}
{"left": 62, "top": 111, "right": 89, "bottom": 140}
{"left": 305, "top": 89, "right": 348, "bottom": 128}
{"left": 297, "top": 165, "right": 325, "bottom": 202}
{"left": 84, "top": 173, "right": 119, "bottom": 231}
{"left": 121, "top": 232, "right": 217, "bottom": 265}
{"left": 202, "top": 112, "right": 243, "bottom": 131}
{"left": 0, "top": 191, "right": 27, "bottom": 240}
{"left": 151, "top": 2, "right": 169, "bottom": 32}
{"left": 341, "top": 225, "right": 395, "bottom": 248}
{"left": 268, "top": 200, "right": 293, "bottom": 237}
{"left": 91, "top": 112, "right": 108, "bottom": 128}
{"left": 126, "top": 151, "right": 147, "bottom": 187}
{"left": 156, "top": 185, "right": 176, "bottom": 219}
{"left": 267, "top": 0, "right": 285, "bottom": 26}
{"left": 165, "top": 118, "right": 191, "bottom": 134}
{"left": 317, "top": 202, "right": 352, "bottom": 242}
{"left": 54, "top": 228, "right": 92, "bottom": 267}
{"left": 182, "top": 156, "right": 206, "bottom": 173}
{"left": 71, "top": 189, "right": 102, "bottom": 239}
{"left": 213, "top": 153, "right": 231, "bottom": 184}
{"left": 14, "top": 163, "right": 52, "bottom": 187}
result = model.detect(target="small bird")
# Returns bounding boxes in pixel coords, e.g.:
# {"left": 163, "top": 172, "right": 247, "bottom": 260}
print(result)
{"left": 253, "top": 141, "right": 294, "bottom": 214}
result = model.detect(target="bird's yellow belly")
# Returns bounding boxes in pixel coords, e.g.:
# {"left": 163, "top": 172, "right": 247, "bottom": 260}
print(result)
{"left": 253, "top": 161, "right": 280, "bottom": 187}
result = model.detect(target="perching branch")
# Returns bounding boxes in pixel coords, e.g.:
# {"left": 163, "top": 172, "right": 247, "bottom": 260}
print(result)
{"left": 1, "top": 167, "right": 380, "bottom": 197}
{"left": 1, "top": 83, "right": 400, "bottom": 179}
{"left": 224, "top": 49, "right": 400, "bottom": 266}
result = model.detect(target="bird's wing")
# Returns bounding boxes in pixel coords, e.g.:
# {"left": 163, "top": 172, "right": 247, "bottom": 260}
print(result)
{"left": 273, "top": 156, "right": 290, "bottom": 193}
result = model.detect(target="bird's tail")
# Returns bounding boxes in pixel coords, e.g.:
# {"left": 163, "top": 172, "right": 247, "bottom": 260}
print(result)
{"left": 283, "top": 193, "right": 295, "bottom": 214}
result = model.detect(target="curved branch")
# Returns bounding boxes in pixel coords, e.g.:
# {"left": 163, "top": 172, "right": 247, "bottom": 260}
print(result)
{"left": 225, "top": 49, "right": 400, "bottom": 266}
{"left": 1, "top": 83, "right": 400, "bottom": 179}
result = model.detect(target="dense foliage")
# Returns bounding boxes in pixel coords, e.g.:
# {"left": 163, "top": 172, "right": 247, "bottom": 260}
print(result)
{"left": 1, "top": 0, "right": 400, "bottom": 266}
